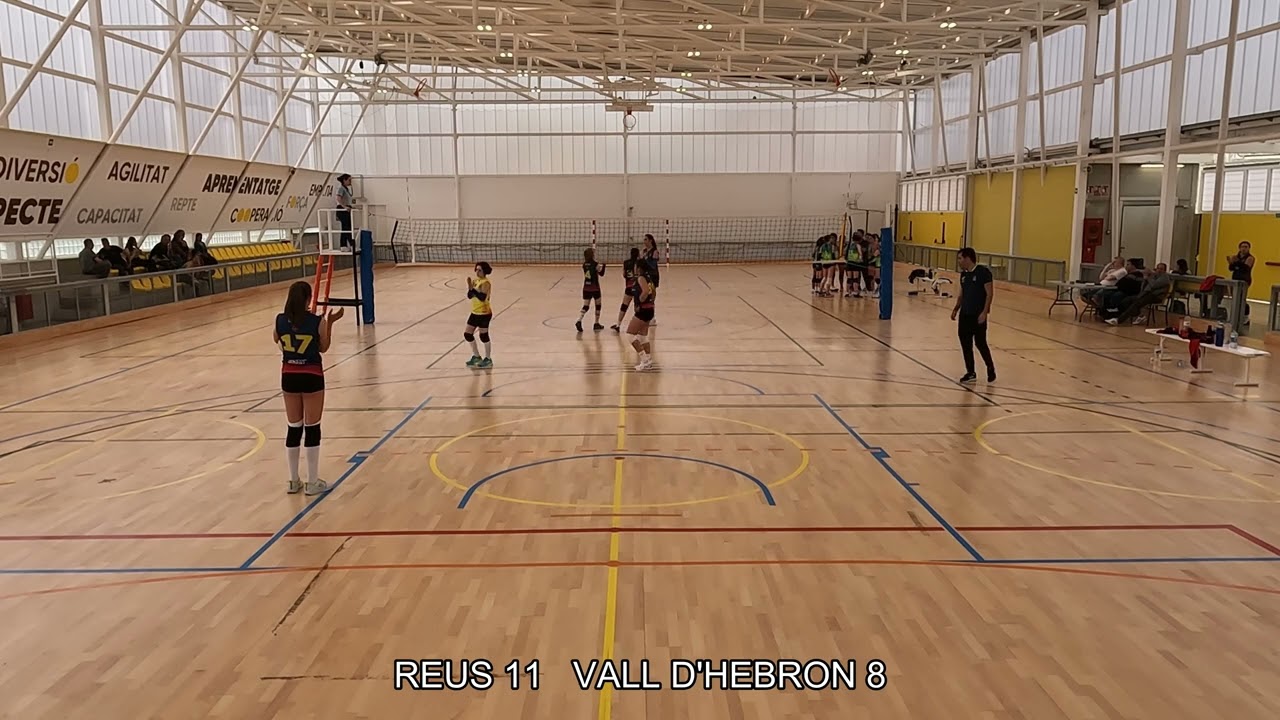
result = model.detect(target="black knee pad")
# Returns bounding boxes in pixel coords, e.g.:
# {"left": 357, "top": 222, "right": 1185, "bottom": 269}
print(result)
{"left": 479, "top": 332, "right": 490, "bottom": 343}
{"left": 581, "top": 305, "right": 589, "bottom": 313}
{"left": 304, "top": 423, "right": 321, "bottom": 447}
{"left": 464, "top": 331, "right": 475, "bottom": 342}
{"left": 285, "top": 423, "right": 303, "bottom": 448}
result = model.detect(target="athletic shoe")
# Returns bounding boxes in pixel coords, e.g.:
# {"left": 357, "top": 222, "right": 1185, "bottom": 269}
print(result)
{"left": 1130, "top": 317, "right": 1145, "bottom": 325}
{"left": 575, "top": 320, "right": 583, "bottom": 332}
{"left": 610, "top": 324, "right": 620, "bottom": 332}
{"left": 987, "top": 371, "right": 997, "bottom": 383}
{"left": 870, "top": 291, "right": 880, "bottom": 298}
{"left": 287, "top": 479, "right": 303, "bottom": 494}
{"left": 959, "top": 373, "right": 977, "bottom": 383}
{"left": 593, "top": 323, "right": 604, "bottom": 331}
{"left": 1105, "top": 318, "right": 1118, "bottom": 325}
{"left": 478, "top": 358, "right": 493, "bottom": 368}
{"left": 466, "top": 355, "right": 482, "bottom": 367}
{"left": 304, "top": 479, "right": 329, "bottom": 496}
{"left": 635, "top": 359, "right": 653, "bottom": 371}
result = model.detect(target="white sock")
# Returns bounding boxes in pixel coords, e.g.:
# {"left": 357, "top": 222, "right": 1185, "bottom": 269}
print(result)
{"left": 305, "top": 444, "right": 320, "bottom": 484}
{"left": 483, "top": 340, "right": 491, "bottom": 358}
{"left": 469, "top": 338, "right": 480, "bottom": 356}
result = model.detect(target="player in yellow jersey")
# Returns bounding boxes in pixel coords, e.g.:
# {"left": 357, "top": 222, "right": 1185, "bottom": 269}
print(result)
{"left": 464, "top": 261, "right": 493, "bottom": 368}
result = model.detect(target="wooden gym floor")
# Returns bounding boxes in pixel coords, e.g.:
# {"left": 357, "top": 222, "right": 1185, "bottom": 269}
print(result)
{"left": 0, "top": 263, "right": 1278, "bottom": 719}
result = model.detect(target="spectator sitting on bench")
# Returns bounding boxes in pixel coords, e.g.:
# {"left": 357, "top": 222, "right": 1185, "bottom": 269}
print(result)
{"left": 191, "top": 233, "right": 217, "bottom": 265}
{"left": 1084, "top": 254, "right": 1126, "bottom": 304}
{"left": 170, "top": 229, "right": 192, "bottom": 266}
{"left": 150, "top": 234, "right": 176, "bottom": 270}
{"left": 97, "top": 238, "right": 130, "bottom": 275}
{"left": 1106, "top": 262, "right": 1172, "bottom": 326}
{"left": 1095, "top": 258, "right": 1144, "bottom": 316}
{"left": 79, "top": 238, "right": 112, "bottom": 279}
{"left": 123, "top": 237, "right": 151, "bottom": 273}
{"left": 1174, "top": 258, "right": 1189, "bottom": 275}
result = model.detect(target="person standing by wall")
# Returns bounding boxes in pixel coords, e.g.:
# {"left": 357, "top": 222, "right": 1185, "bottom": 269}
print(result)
{"left": 951, "top": 247, "right": 996, "bottom": 384}
{"left": 1227, "top": 240, "right": 1255, "bottom": 323}
{"left": 335, "top": 174, "right": 354, "bottom": 249}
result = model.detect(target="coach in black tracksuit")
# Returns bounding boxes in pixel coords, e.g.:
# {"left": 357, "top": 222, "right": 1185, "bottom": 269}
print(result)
{"left": 951, "top": 247, "right": 996, "bottom": 384}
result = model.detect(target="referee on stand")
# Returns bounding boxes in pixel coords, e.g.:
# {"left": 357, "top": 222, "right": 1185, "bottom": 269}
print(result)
{"left": 950, "top": 247, "right": 996, "bottom": 384}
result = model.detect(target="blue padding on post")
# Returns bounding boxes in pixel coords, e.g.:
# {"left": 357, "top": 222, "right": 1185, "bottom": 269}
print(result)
{"left": 359, "top": 229, "right": 376, "bottom": 324}
{"left": 879, "top": 226, "right": 893, "bottom": 320}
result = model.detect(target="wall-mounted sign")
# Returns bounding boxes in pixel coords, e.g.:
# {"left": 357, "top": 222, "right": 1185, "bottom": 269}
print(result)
{"left": 55, "top": 144, "right": 186, "bottom": 238}
{"left": 1087, "top": 185, "right": 1110, "bottom": 197}
{"left": 146, "top": 156, "right": 251, "bottom": 235}
{"left": 212, "top": 162, "right": 292, "bottom": 232}
{"left": 272, "top": 169, "right": 333, "bottom": 228}
{"left": 0, "top": 129, "right": 105, "bottom": 237}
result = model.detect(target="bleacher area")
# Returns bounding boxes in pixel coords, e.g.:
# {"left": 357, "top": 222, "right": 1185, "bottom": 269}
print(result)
{"left": 4, "top": 241, "right": 327, "bottom": 334}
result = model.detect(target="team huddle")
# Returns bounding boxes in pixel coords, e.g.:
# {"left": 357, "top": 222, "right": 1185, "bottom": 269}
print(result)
{"left": 812, "top": 229, "right": 881, "bottom": 298}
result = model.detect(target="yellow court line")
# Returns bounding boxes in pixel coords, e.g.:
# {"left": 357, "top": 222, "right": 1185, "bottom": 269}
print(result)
{"left": 427, "top": 409, "right": 810, "bottom": 508}
{"left": 101, "top": 419, "right": 267, "bottom": 500}
{"left": 597, "top": 372, "right": 627, "bottom": 720}
{"left": 24, "top": 407, "right": 183, "bottom": 477}
{"left": 974, "top": 412, "right": 1280, "bottom": 504}
{"left": 1116, "top": 421, "right": 1280, "bottom": 498}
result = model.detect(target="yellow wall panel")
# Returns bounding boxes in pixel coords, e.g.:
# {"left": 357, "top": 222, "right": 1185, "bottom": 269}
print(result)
{"left": 1197, "top": 213, "right": 1277, "bottom": 301}
{"left": 1016, "top": 166, "right": 1076, "bottom": 262}
{"left": 969, "top": 172, "right": 1013, "bottom": 254}
{"left": 899, "top": 212, "right": 965, "bottom": 248}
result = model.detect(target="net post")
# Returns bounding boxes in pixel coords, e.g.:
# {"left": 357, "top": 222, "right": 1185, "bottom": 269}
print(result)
{"left": 879, "top": 226, "right": 894, "bottom": 320}
{"left": 664, "top": 218, "right": 671, "bottom": 268}
{"left": 591, "top": 219, "right": 597, "bottom": 252}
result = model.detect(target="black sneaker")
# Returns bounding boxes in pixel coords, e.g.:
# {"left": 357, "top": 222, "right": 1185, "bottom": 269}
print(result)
{"left": 987, "top": 371, "right": 997, "bottom": 383}
{"left": 610, "top": 324, "right": 620, "bottom": 332}
{"left": 575, "top": 320, "right": 583, "bottom": 333}
{"left": 593, "top": 323, "right": 604, "bottom": 331}
{"left": 959, "top": 373, "right": 977, "bottom": 384}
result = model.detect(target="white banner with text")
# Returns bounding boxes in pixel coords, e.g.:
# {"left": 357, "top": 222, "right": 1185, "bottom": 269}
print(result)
{"left": 0, "top": 129, "right": 105, "bottom": 238}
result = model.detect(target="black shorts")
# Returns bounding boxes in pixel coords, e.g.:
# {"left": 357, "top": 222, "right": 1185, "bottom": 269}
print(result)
{"left": 281, "top": 372, "right": 325, "bottom": 394}
{"left": 582, "top": 289, "right": 601, "bottom": 301}
{"left": 634, "top": 307, "right": 655, "bottom": 323}
{"left": 846, "top": 262, "right": 865, "bottom": 273}
{"left": 467, "top": 313, "right": 492, "bottom": 328}
{"left": 812, "top": 262, "right": 822, "bottom": 272}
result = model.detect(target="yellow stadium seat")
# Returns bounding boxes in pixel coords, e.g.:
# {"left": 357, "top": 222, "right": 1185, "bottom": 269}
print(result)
{"left": 130, "top": 277, "right": 153, "bottom": 292}
{"left": 155, "top": 275, "right": 172, "bottom": 289}
{"left": 212, "top": 268, "right": 225, "bottom": 280}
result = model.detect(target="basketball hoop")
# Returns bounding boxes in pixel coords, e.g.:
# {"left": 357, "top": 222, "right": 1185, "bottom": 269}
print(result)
{"left": 413, "top": 79, "right": 428, "bottom": 99}
{"left": 826, "top": 68, "right": 843, "bottom": 88}
{"left": 623, "top": 109, "right": 637, "bottom": 130}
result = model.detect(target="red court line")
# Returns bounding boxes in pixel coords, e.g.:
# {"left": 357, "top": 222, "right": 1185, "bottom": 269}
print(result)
{"left": 1226, "top": 525, "right": 1280, "bottom": 557}
{"left": 2, "top": 558, "right": 1279, "bottom": 603}
{"left": 0, "top": 523, "right": 1239, "bottom": 542}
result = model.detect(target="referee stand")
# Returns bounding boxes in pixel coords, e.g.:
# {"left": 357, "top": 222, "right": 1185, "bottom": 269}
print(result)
{"left": 313, "top": 207, "right": 376, "bottom": 325}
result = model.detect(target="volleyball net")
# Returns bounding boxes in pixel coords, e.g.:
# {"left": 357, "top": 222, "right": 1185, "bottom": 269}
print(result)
{"left": 384, "top": 215, "right": 860, "bottom": 265}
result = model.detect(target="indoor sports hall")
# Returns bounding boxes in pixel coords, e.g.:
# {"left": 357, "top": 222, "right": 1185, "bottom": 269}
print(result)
{"left": 1, "top": 1, "right": 1279, "bottom": 718}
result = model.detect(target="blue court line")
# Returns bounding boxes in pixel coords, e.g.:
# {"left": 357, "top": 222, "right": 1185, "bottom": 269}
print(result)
{"left": 238, "top": 395, "right": 434, "bottom": 569}
{"left": 458, "top": 452, "right": 776, "bottom": 509}
{"left": 814, "top": 394, "right": 984, "bottom": 562}
{"left": 981, "top": 557, "right": 1280, "bottom": 565}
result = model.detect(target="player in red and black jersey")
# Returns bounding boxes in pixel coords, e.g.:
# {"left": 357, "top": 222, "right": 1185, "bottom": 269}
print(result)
{"left": 274, "top": 281, "right": 343, "bottom": 496}
{"left": 576, "top": 247, "right": 606, "bottom": 333}
{"left": 627, "top": 264, "right": 658, "bottom": 371}
{"left": 611, "top": 247, "right": 641, "bottom": 332}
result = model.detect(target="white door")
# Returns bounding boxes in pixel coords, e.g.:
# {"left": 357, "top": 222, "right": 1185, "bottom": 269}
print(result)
{"left": 1118, "top": 203, "right": 1160, "bottom": 265}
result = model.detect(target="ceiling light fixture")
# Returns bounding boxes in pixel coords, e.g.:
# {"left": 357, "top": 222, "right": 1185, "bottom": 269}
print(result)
{"left": 243, "top": 23, "right": 259, "bottom": 32}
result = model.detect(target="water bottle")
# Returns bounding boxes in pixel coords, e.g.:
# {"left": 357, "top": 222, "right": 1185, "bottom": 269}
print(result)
{"left": 1229, "top": 331, "right": 1239, "bottom": 349}
{"left": 1215, "top": 322, "right": 1225, "bottom": 347}
{"left": 1180, "top": 318, "right": 1191, "bottom": 338}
